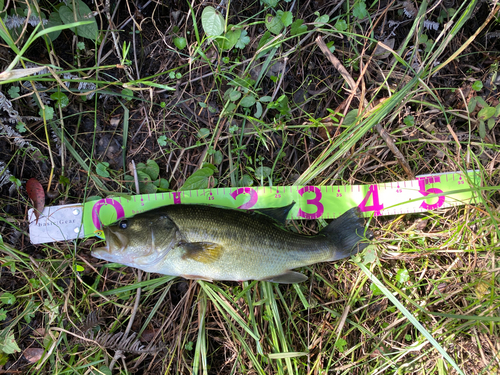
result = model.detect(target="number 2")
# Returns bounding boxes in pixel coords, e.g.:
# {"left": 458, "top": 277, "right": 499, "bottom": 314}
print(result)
{"left": 230, "top": 187, "right": 258, "bottom": 209}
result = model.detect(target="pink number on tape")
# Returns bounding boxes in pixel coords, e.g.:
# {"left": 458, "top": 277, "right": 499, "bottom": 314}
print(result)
{"left": 230, "top": 187, "right": 258, "bottom": 209}
{"left": 92, "top": 198, "right": 125, "bottom": 230}
{"left": 298, "top": 186, "right": 324, "bottom": 219}
{"left": 358, "top": 185, "right": 384, "bottom": 216}
{"left": 173, "top": 192, "right": 182, "bottom": 204}
{"left": 417, "top": 176, "right": 445, "bottom": 210}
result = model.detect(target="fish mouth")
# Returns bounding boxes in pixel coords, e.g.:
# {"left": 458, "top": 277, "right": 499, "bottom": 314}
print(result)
{"left": 92, "top": 226, "right": 129, "bottom": 260}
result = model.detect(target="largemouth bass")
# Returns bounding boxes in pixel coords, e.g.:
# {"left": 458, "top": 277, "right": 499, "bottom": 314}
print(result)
{"left": 92, "top": 203, "right": 372, "bottom": 283}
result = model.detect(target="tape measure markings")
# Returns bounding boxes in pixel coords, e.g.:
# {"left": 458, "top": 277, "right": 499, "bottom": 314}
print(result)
{"left": 83, "top": 170, "right": 479, "bottom": 237}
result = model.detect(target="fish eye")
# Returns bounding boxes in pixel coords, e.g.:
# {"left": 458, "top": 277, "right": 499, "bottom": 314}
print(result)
{"left": 119, "top": 220, "right": 128, "bottom": 229}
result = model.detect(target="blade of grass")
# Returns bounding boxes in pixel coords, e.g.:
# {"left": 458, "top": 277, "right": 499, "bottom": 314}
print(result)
{"left": 117, "top": 99, "right": 129, "bottom": 170}
{"left": 193, "top": 290, "right": 208, "bottom": 375}
{"left": 50, "top": 122, "right": 106, "bottom": 191}
{"left": 356, "top": 262, "right": 466, "bottom": 375}
{"left": 295, "top": 75, "right": 421, "bottom": 185}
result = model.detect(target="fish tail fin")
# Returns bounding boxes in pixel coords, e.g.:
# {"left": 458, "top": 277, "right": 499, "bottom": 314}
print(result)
{"left": 320, "top": 207, "right": 373, "bottom": 261}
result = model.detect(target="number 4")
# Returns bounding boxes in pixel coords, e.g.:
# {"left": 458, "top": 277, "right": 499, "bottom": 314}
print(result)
{"left": 358, "top": 185, "right": 384, "bottom": 215}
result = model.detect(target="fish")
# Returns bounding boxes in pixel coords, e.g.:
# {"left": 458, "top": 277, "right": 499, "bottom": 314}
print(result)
{"left": 92, "top": 203, "right": 373, "bottom": 284}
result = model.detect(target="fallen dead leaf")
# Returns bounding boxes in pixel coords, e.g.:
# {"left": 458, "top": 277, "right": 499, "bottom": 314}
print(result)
{"left": 140, "top": 328, "right": 159, "bottom": 342}
{"left": 23, "top": 347, "right": 44, "bottom": 363}
{"left": 26, "top": 178, "right": 45, "bottom": 224}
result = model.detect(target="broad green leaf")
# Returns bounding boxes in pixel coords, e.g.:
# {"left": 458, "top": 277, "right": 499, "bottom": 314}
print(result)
{"left": 141, "top": 182, "right": 157, "bottom": 194}
{"left": 314, "top": 14, "right": 329, "bottom": 24}
{"left": 201, "top": 163, "right": 218, "bottom": 173}
{"left": 279, "top": 11, "right": 293, "bottom": 27}
{"left": 180, "top": 167, "right": 214, "bottom": 190}
{"left": 487, "top": 118, "right": 496, "bottom": 130}
{"left": 235, "top": 29, "right": 250, "bottom": 49}
{"left": 0, "top": 332, "right": 20, "bottom": 354}
{"left": 157, "top": 135, "right": 167, "bottom": 146}
{"left": 153, "top": 178, "right": 170, "bottom": 190}
{"left": 137, "top": 171, "right": 157, "bottom": 194}
{"left": 173, "top": 37, "right": 187, "bottom": 49}
{"left": 334, "top": 338, "right": 347, "bottom": 352}
{"left": 403, "top": 115, "right": 415, "bottom": 126}
{"left": 46, "top": 11, "right": 63, "bottom": 41}
{"left": 476, "top": 96, "right": 488, "bottom": 107}
{"left": 369, "top": 282, "right": 383, "bottom": 296}
{"left": 239, "top": 174, "right": 253, "bottom": 187}
{"left": 225, "top": 88, "right": 241, "bottom": 102}
{"left": 220, "top": 27, "right": 240, "bottom": 50}
{"left": 396, "top": 268, "right": 410, "bottom": 284}
{"left": 343, "top": 109, "right": 359, "bottom": 126}
{"left": 353, "top": 1, "right": 369, "bottom": 19}
{"left": 137, "top": 170, "right": 151, "bottom": 183}
{"left": 479, "top": 120, "right": 486, "bottom": 139}
{"left": 472, "top": 80, "right": 483, "bottom": 91}
{"left": 50, "top": 92, "right": 69, "bottom": 108}
{"left": 213, "top": 150, "right": 223, "bottom": 165}
{"left": 198, "top": 128, "right": 210, "bottom": 138}
{"left": 254, "top": 101, "right": 263, "bottom": 118}
{"left": 362, "top": 246, "right": 377, "bottom": 264}
{"left": 201, "top": 6, "right": 224, "bottom": 37}
{"left": 0, "top": 293, "right": 16, "bottom": 305}
{"left": 290, "top": 19, "right": 307, "bottom": 36}
{"left": 7, "top": 86, "right": 19, "bottom": 99}
{"left": 334, "top": 19, "right": 348, "bottom": 31}
{"left": 258, "top": 31, "right": 273, "bottom": 51}
{"left": 255, "top": 166, "right": 272, "bottom": 179}
{"left": 75, "top": 264, "right": 85, "bottom": 272}
{"left": 265, "top": 14, "right": 284, "bottom": 35}
{"left": 240, "top": 95, "right": 256, "bottom": 107}
{"left": 144, "top": 159, "right": 160, "bottom": 180}
{"left": 96, "top": 162, "right": 110, "bottom": 178}
{"left": 58, "top": 0, "right": 98, "bottom": 41}
{"left": 261, "top": 0, "right": 278, "bottom": 7}
{"left": 467, "top": 97, "right": 477, "bottom": 113}
{"left": 477, "top": 106, "right": 495, "bottom": 121}
{"left": 121, "top": 88, "right": 134, "bottom": 100}
{"left": 39, "top": 106, "right": 54, "bottom": 121}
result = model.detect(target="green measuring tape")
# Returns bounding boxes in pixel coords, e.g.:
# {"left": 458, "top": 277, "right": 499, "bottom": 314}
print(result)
{"left": 85, "top": 170, "right": 478, "bottom": 237}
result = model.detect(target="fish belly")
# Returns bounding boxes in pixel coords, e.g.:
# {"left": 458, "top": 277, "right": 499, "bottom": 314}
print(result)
{"left": 150, "top": 228, "right": 330, "bottom": 281}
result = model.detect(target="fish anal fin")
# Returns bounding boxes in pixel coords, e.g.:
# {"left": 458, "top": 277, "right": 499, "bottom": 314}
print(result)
{"left": 180, "top": 242, "right": 223, "bottom": 264}
{"left": 264, "top": 271, "right": 308, "bottom": 284}
{"left": 254, "top": 202, "right": 295, "bottom": 225}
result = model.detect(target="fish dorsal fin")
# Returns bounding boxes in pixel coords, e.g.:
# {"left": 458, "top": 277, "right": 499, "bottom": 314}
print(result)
{"left": 180, "top": 242, "right": 223, "bottom": 264}
{"left": 254, "top": 202, "right": 295, "bottom": 225}
{"left": 264, "top": 271, "right": 308, "bottom": 284}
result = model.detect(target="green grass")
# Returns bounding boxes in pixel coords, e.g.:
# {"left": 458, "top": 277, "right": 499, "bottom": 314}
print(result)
{"left": 0, "top": 0, "right": 499, "bottom": 374}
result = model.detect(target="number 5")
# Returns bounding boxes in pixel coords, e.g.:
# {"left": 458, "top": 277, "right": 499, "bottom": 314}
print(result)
{"left": 417, "top": 177, "right": 445, "bottom": 210}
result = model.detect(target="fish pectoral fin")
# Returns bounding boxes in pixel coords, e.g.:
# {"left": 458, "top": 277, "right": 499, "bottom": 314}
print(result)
{"left": 180, "top": 242, "right": 223, "bottom": 264}
{"left": 264, "top": 271, "right": 308, "bottom": 284}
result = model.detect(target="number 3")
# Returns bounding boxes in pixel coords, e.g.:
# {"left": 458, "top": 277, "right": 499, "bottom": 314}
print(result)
{"left": 298, "top": 186, "right": 324, "bottom": 219}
